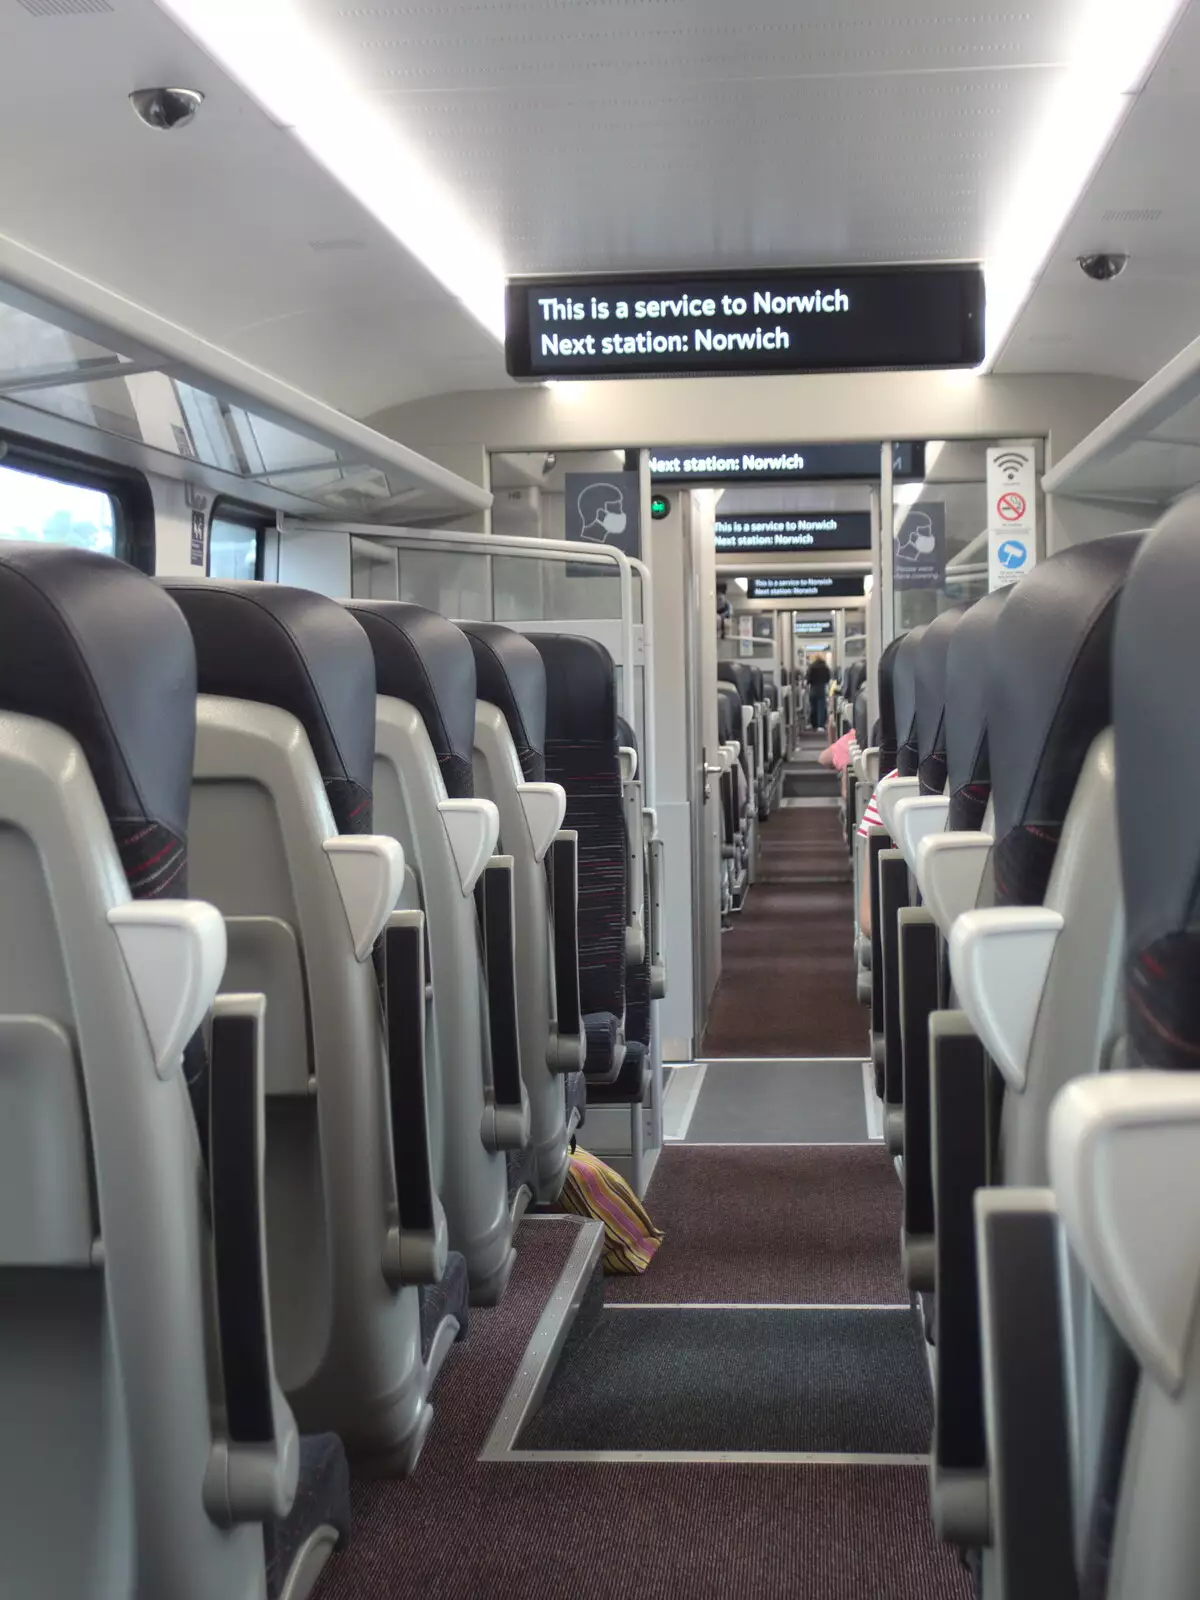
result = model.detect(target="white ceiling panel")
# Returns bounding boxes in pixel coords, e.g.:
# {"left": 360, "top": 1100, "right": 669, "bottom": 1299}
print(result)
{"left": 1, "top": 0, "right": 1193, "bottom": 417}
{"left": 292, "top": 0, "right": 1076, "bottom": 276}
{"left": 0, "top": 0, "right": 506, "bottom": 413}
{"left": 999, "top": 0, "right": 1200, "bottom": 381}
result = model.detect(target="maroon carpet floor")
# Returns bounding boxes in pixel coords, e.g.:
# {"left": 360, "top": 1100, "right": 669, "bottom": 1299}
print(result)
{"left": 606, "top": 1144, "right": 908, "bottom": 1306}
{"left": 316, "top": 1216, "right": 970, "bottom": 1600}
{"left": 703, "top": 801, "right": 867, "bottom": 1059}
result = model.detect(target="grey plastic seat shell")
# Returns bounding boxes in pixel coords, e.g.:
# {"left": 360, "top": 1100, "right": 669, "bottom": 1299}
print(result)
{"left": 346, "top": 600, "right": 522, "bottom": 1302}
{"left": 0, "top": 547, "right": 314, "bottom": 1600}
{"left": 460, "top": 620, "right": 578, "bottom": 1202}
{"left": 162, "top": 579, "right": 457, "bottom": 1471}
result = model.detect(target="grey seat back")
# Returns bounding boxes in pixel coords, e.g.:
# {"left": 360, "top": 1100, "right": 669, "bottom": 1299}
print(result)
{"left": 529, "top": 633, "right": 629, "bottom": 1083}
{"left": 162, "top": 578, "right": 443, "bottom": 1468}
{"left": 943, "top": 587, "right": 1012, "bottom": 832}
{"left": 0, "top": 547, "right": 303, "bottom": 1600}
{"left": 876, "top": 633, "right": 907, "bottom": 776}
{"left": 345, "top": 600, "right": 522, "bottom": 1303}
{"left": 972, "top": 535, "right": 1141, "bottom": 1197}
{"left": 892, "top": 623, "right": 929, "bottom": 778}
{"left": 1040, "top": 507, "right": 1200, "bottom": 1600}
{"left": 986, "top": 533, "right": 1144, "bottom": 909}
{"left": 913, "top": 603, "right": 970, "bottom": 796}
{"left": 460, "top": 620, "right": 578, "bottom": 1203}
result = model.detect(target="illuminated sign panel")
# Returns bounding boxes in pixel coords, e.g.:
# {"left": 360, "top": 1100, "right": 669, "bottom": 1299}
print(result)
{"left": 506, "top": 267, "right": 983, "bottom": 378}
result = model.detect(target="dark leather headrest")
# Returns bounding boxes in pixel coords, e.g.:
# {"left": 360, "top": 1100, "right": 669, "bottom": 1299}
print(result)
{"left": 877, "top": 634, "right": 905, "bottom": 773}
{"left": 0, "top": 544, "right": 195, "bottom": 895}
{"left": 717, "top": 682, "right": 740, "bottom": 743}
{"left": 617, "top": 714, "right": 639, "bottom": 757}
{"left": 749, "top": 667, "right": 765, "bottom": 701}
{"left": 459, "top": 621, "right": 546, "bottom": 784}
{"left": 853, "top": 686, "right": 869, "bottom": 746}
{"left": 892, "top": 624, "right": 929, "bottom": 777}
{"left": 763, "top": 682, "right": 779, "bottom": 710}
{"left": 526, "top": 633, "right": 617, "bottom": 748}
{"left": 718, "top": 661, "right": 756, "bottom": 705}
{"left": 914, "top": 603, "right": 971, "bottom": 795}
{"left": 163, "top": 579, "right": 375, "bottom": 836}
{"left": 344, "top": 602, "right": 475, "bottom": 801}
{"left": 944, "top": 586, "right": 1013, "bottom": 831}
{"left": 1113, "top": 506, "right": 1200, "bottom": 1068}
{"left": 988, "top": 532, "right": 1144, "bottom": 906}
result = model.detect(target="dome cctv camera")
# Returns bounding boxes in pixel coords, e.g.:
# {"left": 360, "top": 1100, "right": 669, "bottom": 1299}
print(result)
{"left": 1077, "top": 253, "right": 1129, "bottom": 282}
{"left": 128, "top": 88, "right": 204, "bottom": 131}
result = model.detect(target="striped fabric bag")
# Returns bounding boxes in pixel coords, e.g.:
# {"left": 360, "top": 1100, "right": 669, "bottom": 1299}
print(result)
{"left": 558, "top": 1146, "right": 664, "bottom": 1274}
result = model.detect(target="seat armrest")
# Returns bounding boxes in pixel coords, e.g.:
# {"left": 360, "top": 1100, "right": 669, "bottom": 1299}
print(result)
{"left": 975, "top": 1188, "right": 1079, "bottom": 1597}
{"left": 1051, "top": 1072, "right": 1200, "bottom": 1396}
{"left": 517, "top": 781, "right": 566, "bottom": 864}
{"left": 380, "top": 911, "right": 448, "bottom": 1288}
{"left": 322, "top": 834, "right": 404, "bottom": 961}
{"left": 475, "top": 858, "right": 532, "bottom": 1152}
{"left": 916, "top": 832, "right": 992, "bottom": 936}
{"left": 950, "top": 908, "right": 1063, "bottom": 1091}
{"left": 892, "top": 795, "right": 949, "bottom": 872}
{"left": 438, "top": 798, "right": 500, "bottom": 895}
{"left": 203, "top": 993, "right": 301, "bottom": 1528}
{"left": 546, "top": 831, "right": 584, "bottom": 1072}
{"left": 929, "top": 1011, "right": 994, "bottom": 1546}
{"left": 109, "top": 899, "right": 227, "bottom": 1080}
{"left": 877, "top": 775, "right": 921, "bottom": 837}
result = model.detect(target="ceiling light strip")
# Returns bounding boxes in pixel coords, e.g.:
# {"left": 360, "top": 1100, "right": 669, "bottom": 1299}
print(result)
{"left": 151, "top": 0, "right": 506, "bottom": 343}
{"left": 981, "top": 0, "right": 1190, "bottom": 370}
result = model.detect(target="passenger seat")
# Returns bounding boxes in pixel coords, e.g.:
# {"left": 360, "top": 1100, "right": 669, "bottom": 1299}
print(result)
{"left": 0, "top": 548, "right": 348, "bottom": 1600}
{"left": 459, "top": 620, "right": 585, "bottom": 1203}
{"left": 343, "top": 600, "right": 530, "bottom": 1303}
{"left": 163, "top": 578, "right": 467, "bottom": 1472}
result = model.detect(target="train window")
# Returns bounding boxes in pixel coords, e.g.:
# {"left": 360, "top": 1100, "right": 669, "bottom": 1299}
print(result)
{"left": 208, "top": 513, "right": 263, "bottom": 581}
{"left": 0, "top": 459, "right": 118, "bottom": 556}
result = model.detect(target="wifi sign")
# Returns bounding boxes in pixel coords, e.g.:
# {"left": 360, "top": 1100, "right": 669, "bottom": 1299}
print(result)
{"left": 993, "top": 450, "right": 1028, "bottom": 482}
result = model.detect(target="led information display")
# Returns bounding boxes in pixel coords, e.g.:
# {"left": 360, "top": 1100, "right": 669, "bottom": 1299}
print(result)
{"left": 649, "top": 442, "right": 923, "bottom": 484}
{"left": 506, "top": 267, "right": 983, "bottom": 379}
{"left": 794, "top": 619, "right": 835, "bottom": 635}
{"left": 716, "top": 511, "right": 870, "bottom": 554}
{"left": 747, "top": 575, "right": 866, "bottom": 600}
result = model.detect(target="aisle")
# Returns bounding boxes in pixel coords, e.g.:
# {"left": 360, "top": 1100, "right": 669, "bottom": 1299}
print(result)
{"left": 702, "top": 789, "right": 867, "bottom": 1059}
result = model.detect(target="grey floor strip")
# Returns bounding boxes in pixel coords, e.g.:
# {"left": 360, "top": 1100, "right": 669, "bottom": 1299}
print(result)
{"left": 685, "top": 1057, "right": 869, "bottom": 1144}
{"left": 517, "top": 1306, "right": 932, "bottom": 1457}
{"left": 477, "top": 1218, "right": 605, "bottom": 1462}
{"left": 662, "top": 1062, "right": 708, "bottom": 1141}
{"left": 862, "top": 1060, "right": 885, "bottom": 1141}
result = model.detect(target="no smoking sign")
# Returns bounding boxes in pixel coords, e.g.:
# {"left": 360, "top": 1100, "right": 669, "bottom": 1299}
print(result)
{"left": 997, "top": 490, "right": 1027, "bottom": 523}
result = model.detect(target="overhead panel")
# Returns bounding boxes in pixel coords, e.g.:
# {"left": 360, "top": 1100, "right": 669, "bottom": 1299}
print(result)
{"left": 507, "top": 267, "right": 983, "bottom": 379}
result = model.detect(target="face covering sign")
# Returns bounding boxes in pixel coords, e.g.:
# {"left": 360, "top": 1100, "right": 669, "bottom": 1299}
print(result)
{"left": 893, "top": 501, "right": 946, "bottom": 590}
{"left": 564, "top": 471, "right": 641, "bottom": 564}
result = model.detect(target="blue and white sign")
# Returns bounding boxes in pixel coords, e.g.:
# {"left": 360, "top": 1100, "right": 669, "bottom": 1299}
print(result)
{"left": 986, "top": 443, "right": 1039, "bottom": 590}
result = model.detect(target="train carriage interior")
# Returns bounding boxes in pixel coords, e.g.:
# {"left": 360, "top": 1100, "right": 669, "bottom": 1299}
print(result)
{"left": 5, "top": 1, "right": 1200, "bottom": 1597}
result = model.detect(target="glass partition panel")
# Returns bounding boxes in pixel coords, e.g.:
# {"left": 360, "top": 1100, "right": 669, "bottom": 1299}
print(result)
{"left": 492, "top": 554, "right": 622, "bottom": 622}
{"left": 396, "top": 547, "right": 490, "bottom": 618}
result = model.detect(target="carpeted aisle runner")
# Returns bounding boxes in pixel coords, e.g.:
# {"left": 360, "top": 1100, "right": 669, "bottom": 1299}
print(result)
{"left": 703, "top": 802, "right": 866, "bottom": 1058}
{"left": 606, "top": 1145, "right": 907, "bottom": 1306}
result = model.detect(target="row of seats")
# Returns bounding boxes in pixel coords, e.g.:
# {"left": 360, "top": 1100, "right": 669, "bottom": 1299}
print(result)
{"left": 849, "top": 512, "right": 1200, "bottom": 1597}
{"left": 0, "top": 544, "right": 664, "bottom": 1600}
{"left": 715, "top": 661, "right": 789, "bottom": 916}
